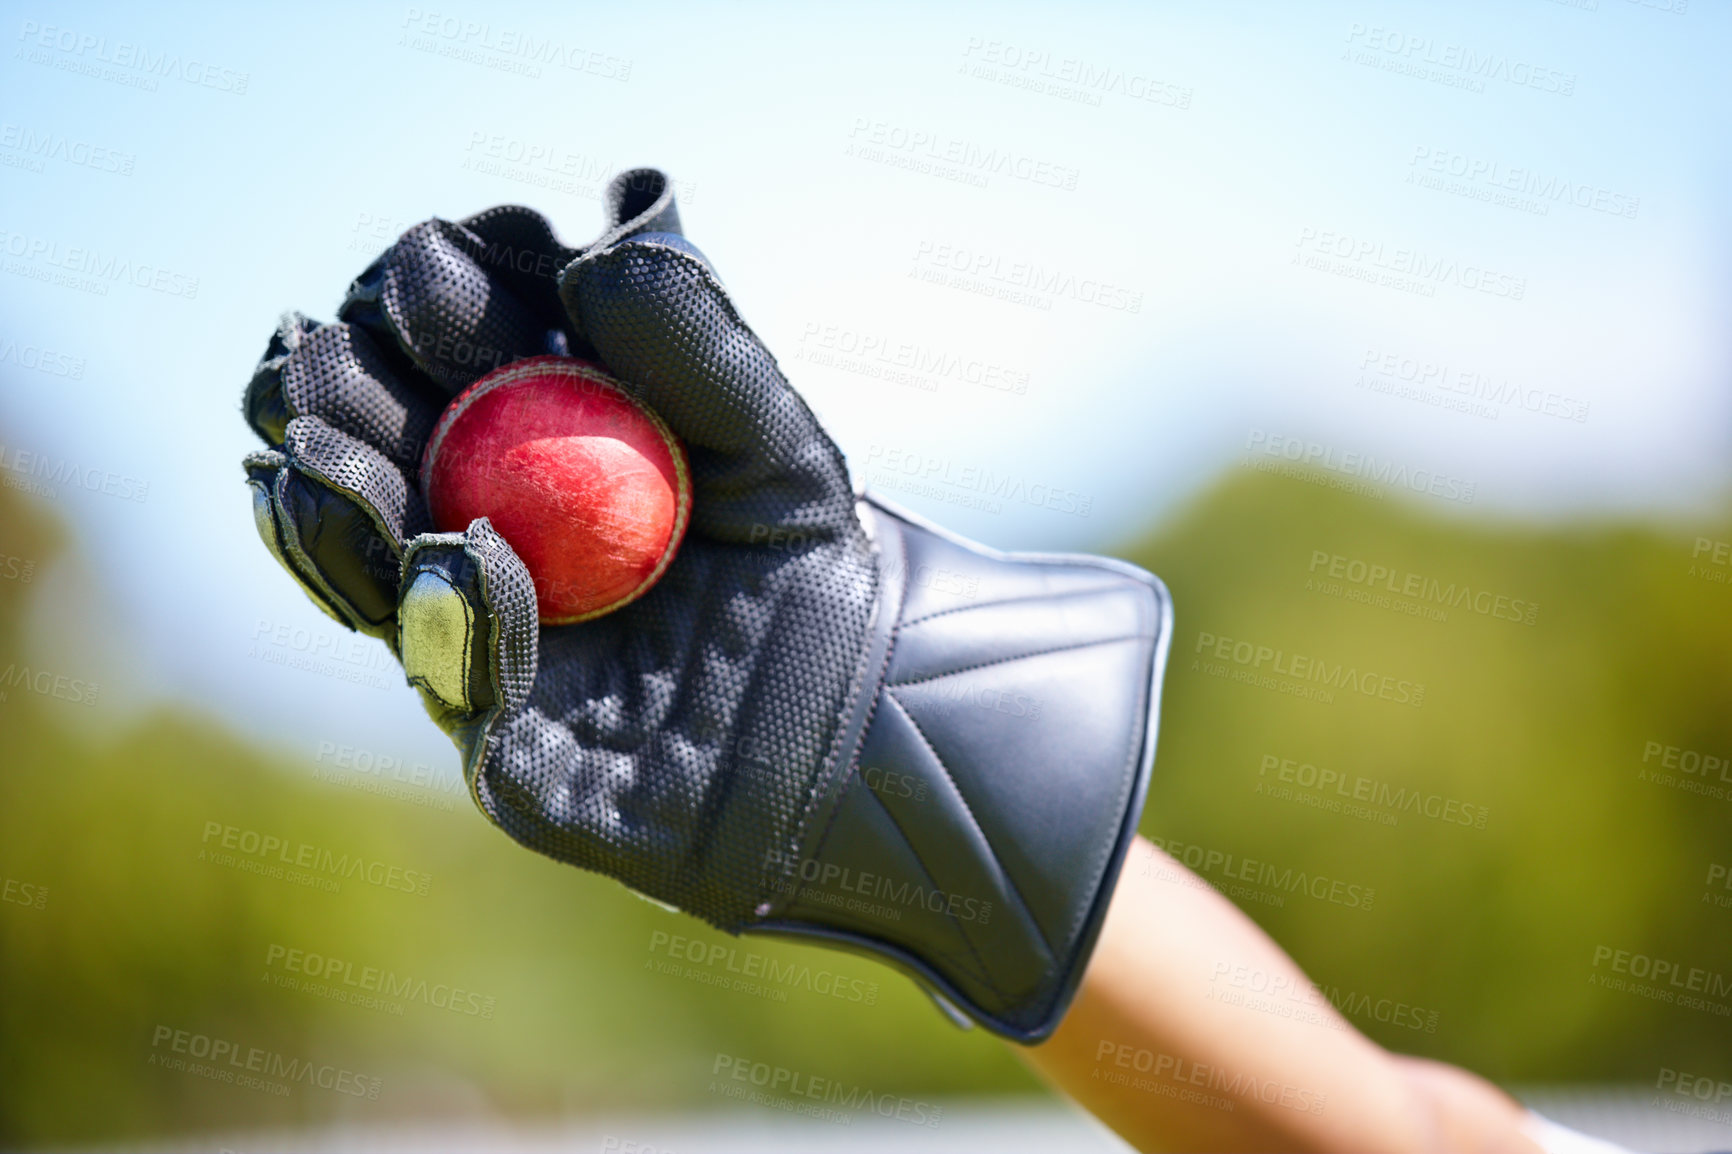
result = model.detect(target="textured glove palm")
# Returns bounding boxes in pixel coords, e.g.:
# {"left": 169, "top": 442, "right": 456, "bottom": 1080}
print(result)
{"left": 242, "top": 170, "right": 1171, "bottom": 1042}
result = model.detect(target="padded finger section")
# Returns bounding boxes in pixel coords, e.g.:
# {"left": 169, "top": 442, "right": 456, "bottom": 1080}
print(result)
{"left": 244, "top": 312, "right": 319, "bottom": 446}
{"left": 460, "top": 517, "right": 538, "bottom": 716}
{"left": 272, "top": 470, "right": 399, "bottom": 632}
{"left": 283, "top": 418, "right": 429, "bottom": 544}
{"left": 243, "top": 449, "right": 353, "bottom": 629}
{"left": 400, "top": 560, "right": 482, "bottom": 714}
{"left": 273, "top": 418, "right": 430, "bottom": 633}
{"left": 561, "top": 238, "right": 856, "bottom": 542}
{"left": 280, "top": 323, "right": 442, "bottom": 473}
{"left": 401, "top": 520, "right": 538, "bottom": 726}
{"left": 343, "top": 219, "right": 557, "bottom": 396}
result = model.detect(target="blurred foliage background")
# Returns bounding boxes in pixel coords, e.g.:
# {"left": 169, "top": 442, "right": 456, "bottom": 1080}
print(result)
{"left": 2, "top": 461, "right": 1730, "bottom": 1146}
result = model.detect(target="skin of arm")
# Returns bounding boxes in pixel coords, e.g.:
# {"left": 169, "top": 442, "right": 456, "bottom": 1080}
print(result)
{"left": 1017, "top": 838, "right": 1543, "bottom": 1154}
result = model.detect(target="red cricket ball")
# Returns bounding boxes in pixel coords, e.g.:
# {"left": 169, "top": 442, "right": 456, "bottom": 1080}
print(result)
{"left": 421, "top": 356, "right": 692, "bottom": 624}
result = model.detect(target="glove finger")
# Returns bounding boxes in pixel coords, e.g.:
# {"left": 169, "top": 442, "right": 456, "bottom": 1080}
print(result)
{"left": 244, "top": 314, "right": 443, "bottom": 474}
{"left": 243, "top": 312, "right": 317, "bottom": 447}
{"left": 244, "top": 416, "right": 430, "bottom": 639}
{"left": 338, "top": 217, "right": 566, "bottom": 397}
{"left": 457, "top": 204, "right": 583, "bottom": 340}
{"left": 455, "top": 170, "right": 681, "bottom": 327}
{"left": 560, "top": 235, "right": 856, "bottom": 543}
{"left": 245, "top": 446, "right": 358, "bottom": 632}
{"left": 399, "top": 518, "right": 538, "bottom": 777}
{"left": 589, "top": 167, "right": 684, "bottom": 252}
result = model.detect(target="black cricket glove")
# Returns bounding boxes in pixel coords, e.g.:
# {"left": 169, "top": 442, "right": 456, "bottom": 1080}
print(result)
{"left": 241, "top": 169, "right": 1172, "bottom": 1042}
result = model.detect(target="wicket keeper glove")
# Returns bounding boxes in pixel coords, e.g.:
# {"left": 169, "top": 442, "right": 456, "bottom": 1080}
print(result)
{"left": 240, "top": 169, "right": 1173, "bottom": 1042}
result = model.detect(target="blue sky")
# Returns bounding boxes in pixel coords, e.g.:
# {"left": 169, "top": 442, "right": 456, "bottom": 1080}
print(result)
{"left": 1, "top": 0, "right": 1727, "bottom": 774}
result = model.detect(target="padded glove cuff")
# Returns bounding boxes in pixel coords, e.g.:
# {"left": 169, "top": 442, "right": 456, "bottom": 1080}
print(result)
{"left": 749, "top": 493, "right": 1172, "bottom": 1042}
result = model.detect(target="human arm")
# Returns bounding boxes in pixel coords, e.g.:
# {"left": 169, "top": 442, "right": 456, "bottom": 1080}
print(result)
{"left": 1019, "top": 837, "right": 1544, "bottom": 1153}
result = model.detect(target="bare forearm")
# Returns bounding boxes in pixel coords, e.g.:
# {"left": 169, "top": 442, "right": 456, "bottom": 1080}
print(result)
{"left": 1017, "top": 838, "right": 1538, "bottom": 1153}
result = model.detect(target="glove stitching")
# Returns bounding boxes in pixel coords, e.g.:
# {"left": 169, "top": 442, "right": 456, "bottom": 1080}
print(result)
{"left": 786, "top": 626, "right": 890, "bottom": 897}
{"left": 468, "top": 522, "right": 539, "bottom": 718}
{"left": 888, "top": 635, "right": 1139, "bottom": 690}
{"left": 884, "top": 690, "right": 1056, "bottom": 969}
{"left": 852, "top": 756, "right": 1001, "bottom": 994}
{"left": 782, "top": 545, "right": 899, "bottom": 921}
{"left": 465, "top": 546, "right": 511, "bottom": 795}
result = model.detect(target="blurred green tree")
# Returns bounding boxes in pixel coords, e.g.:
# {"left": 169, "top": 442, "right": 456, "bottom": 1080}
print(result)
{"left": 1, "top": 464, "right": 1728, "bottom": 1145}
